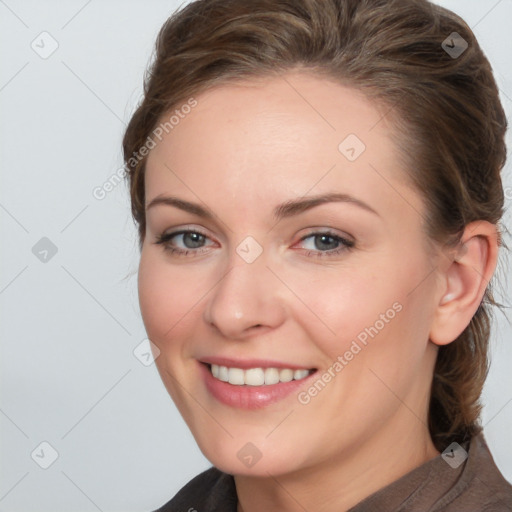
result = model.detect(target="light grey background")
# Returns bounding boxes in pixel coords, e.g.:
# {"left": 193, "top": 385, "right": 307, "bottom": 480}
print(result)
{"left": 1, "top": 1, "right": 511, "bottom": 511}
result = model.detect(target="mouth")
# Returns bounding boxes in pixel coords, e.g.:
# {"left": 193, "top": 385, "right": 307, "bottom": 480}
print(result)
{"left": 199, "top": 359, "right": 318, "bottom": 409}
{"left": 208, "top": 363, "right": 315, "bottom": 386}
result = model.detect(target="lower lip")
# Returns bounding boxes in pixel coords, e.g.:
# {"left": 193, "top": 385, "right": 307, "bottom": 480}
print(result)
{"left": 200, "top": 363, "right": 316, "bottom": 409}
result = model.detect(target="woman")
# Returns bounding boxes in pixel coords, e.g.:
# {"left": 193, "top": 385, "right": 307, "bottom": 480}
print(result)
{"left": 123, "top": 0, "right": 512, "bottom": 510}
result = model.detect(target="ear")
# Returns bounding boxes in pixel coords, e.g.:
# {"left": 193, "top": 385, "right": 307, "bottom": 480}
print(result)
{"left": 429, "top": 221, "right": 499, "bottom": 346}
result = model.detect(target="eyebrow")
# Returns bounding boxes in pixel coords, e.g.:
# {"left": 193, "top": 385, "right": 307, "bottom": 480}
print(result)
{"left": 146, "top": 195, "right": 214, "bottom": 218}
{"left": 145, "top": 193, "right": 379, "bottom": 220}
{"left": 273, "top": 193, "right": 378, "bottom": 219}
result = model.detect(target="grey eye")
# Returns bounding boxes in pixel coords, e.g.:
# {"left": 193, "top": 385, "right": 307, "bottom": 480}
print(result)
{"left": 179, "top": 232, "right": 206, "bottom": 249}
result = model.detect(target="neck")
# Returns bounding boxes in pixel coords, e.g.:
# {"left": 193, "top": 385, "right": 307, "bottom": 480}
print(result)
{"left": 235, "top": 419, "right": 439, "bottom": 512}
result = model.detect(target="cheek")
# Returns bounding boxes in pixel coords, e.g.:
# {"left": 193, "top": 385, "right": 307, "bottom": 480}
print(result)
{"left": 279, "top": 263, "right": 391, "bottom": 353}
{"left": 285, "top": 256, "right": 432, "bottom": 362}
{"left": 138, "top": 251, "right": 201, "bottom": 346}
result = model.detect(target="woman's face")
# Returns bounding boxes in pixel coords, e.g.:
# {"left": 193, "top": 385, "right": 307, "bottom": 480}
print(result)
{"left": 139, "top": 72, "right": 444, "bottom": 476}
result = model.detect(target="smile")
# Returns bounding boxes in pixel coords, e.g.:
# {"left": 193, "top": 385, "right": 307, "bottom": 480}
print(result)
{"left": 210, "top": 364, "right": 312, "bottom": 386}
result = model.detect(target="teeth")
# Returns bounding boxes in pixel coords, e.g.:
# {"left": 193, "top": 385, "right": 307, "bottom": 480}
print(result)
{"left": 294, "top": 369, "right": 309, "bottom": 380}
{"left": 228, "top": 367, "right": 245, "bottom": 385}
{"left": 218, "top": 365, "right": 229, "bottom": 382}
{"left": 210, "top": 364, "right": 311, "bottom": 386}
{"left": 279, "top": 369, "right": 294, "bottom": 382}
{"left": 245, "top": 368, "right": 265, "bottom": 386}
{"left": 264, "top": 368, "right": 280, "bottom": 385}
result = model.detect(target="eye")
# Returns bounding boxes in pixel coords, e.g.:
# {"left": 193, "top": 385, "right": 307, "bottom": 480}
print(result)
{"left": 176, "top": 231, "right": 207, "bottom": 249}
{"left": 297, "top": 231, "right": 354, "bottom": 257}
{"left": 154, "top": 229, "right": 215, "bottom": 256}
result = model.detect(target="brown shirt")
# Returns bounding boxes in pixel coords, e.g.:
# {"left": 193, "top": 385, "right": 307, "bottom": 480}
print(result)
{"left": 155, "top": 433, "right": 512, "bottom": 511}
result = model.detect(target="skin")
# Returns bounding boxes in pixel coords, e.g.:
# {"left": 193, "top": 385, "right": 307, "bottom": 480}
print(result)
{"left": 138, "top": 71, "right": 498, "bottom": 512}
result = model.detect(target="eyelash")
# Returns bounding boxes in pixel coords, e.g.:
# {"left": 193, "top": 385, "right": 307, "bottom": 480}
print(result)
{"left": 300, "top": 231, "right": 355, "bottom": 258}
{"left": 154, "top": 229, "right": 213, "bottom": 257}
{"left": 154, "top": 229, "right": 355, "bottom": 258}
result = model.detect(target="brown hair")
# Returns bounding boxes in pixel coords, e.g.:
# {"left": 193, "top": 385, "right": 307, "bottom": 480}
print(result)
{"left": 123, "top": 0, "right": 507, "bottom": 450}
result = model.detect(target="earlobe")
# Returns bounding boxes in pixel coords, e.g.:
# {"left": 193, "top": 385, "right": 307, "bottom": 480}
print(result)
{"left": 429, "top": 221, "right": 498, "bottom": 346}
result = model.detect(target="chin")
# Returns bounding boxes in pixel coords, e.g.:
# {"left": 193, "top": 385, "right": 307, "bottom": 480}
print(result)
{"left": 192, "top": 429, "right": 310, "bottom": 478}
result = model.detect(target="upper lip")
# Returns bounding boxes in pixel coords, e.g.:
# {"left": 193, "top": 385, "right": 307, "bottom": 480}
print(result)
{"left": 199, "top": 356, "right": 315, "bottom": 371}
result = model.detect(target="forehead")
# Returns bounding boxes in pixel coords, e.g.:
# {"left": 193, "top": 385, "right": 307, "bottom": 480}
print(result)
{"left": 144, "top": 72, "right": 422, "bottom": 220}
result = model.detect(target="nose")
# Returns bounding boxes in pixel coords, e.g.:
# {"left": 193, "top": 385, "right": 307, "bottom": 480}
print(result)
{"left": 203, "top": 254, "right": 287, "bottom": 340}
